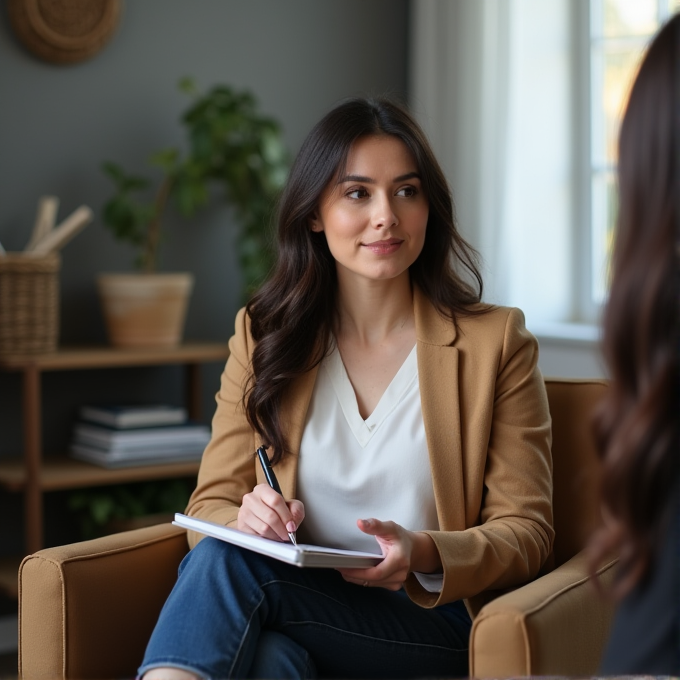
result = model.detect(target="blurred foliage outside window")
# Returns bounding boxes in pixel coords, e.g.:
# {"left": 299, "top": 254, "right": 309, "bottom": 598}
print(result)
{"left": 590, "top": 0, "right": 679, "bottom": 302}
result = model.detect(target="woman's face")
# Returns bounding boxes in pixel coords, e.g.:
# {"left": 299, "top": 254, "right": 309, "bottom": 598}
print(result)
{"left": 311, "top": 134, "right": 429, "bottom": 287}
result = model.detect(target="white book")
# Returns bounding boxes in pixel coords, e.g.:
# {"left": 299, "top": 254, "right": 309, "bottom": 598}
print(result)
{"left": 70, "top": 443, "right": 203, "bottom": 469}
{"left": 173, "top": 513, "right": 385, "bottom": 569}
{"left": 79, "top": 404, "right": 188, "bottom": 429}
{"left": 73, "top": 422, "right": 210, "bottom": 451}
{"left": 71, "top": 437, "right": 209, "bottom": 455}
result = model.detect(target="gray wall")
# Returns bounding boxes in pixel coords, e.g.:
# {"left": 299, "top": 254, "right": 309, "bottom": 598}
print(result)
{"left": 0, "top": 0, "right": 409, "bottom": 553}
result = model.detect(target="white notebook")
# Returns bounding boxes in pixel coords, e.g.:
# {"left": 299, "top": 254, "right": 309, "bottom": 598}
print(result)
{"left": 173, "top": 513, "right": 384, "bottom": 568}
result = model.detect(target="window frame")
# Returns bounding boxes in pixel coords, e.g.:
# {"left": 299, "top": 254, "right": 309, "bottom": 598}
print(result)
{"left": 582, "top": 0, "right": 677, "bottom": 320}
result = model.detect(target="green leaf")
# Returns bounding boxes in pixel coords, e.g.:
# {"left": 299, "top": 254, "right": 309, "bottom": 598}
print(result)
{"left": 178, "top": 76, "right": 198, "bottom": 96}
{"left": 91, "top": 494, "right": 116, "bottom": 525}
{"left": 102, "top": 161, "right": 125, "bottom": 184}
{"left": 149, "top": 148, "right": 179, "bottom": 173}
{"left": 102, "top": 161, "right": 150, "bottom": 192}
{"left": 173, "top": 170, "right": 209, "bottom": 216}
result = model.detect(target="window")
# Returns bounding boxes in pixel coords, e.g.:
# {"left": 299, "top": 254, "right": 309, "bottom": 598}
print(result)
{"left": 409, "top": 0, "right": 678, "bottom": 333}
{"left": 589, "top": 0, "right": 679, "bottom": 303}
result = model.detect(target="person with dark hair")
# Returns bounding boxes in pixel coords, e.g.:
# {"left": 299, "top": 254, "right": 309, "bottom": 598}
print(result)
{"left": 138, "top": 97, "right": 554, "bottom": 680}
{"left": 591, "top": 13, "right": 680, "bottom": 676}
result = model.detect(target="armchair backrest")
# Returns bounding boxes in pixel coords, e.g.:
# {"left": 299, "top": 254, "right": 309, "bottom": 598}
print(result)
{"left": 544, "top": 378, "right": 608, "bottom": 567}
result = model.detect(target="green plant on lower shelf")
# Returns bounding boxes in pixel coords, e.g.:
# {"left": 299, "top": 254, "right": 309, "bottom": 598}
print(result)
{"left": 68, "top": 478, "right": 193, "bottom": 540}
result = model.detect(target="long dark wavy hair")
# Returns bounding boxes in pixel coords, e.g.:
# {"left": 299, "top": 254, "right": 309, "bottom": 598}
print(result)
{"left": 590, "top": 14, "right": 680, "bottom": 596}
{"left": 244, "top": 97, "right": 483, "bottom": 463}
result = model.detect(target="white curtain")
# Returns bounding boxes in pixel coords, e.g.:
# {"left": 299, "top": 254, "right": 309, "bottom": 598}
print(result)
{"left": 409, "top": 0, "right": 574, "bottom": 325}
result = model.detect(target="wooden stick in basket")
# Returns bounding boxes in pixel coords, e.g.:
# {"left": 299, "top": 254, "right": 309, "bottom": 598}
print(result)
{"left": 28, "top": 206, "right": 93, "bottom": 254}
{"left": 25, "top": 196, "right": 60, "bottom": 251}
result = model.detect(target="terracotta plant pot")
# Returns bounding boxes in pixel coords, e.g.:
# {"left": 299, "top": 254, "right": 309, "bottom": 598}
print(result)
{"left": 97, "top": 273, "right": 194, "bottom": 348}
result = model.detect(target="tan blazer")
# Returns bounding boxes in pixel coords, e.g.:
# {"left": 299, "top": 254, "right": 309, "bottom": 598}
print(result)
{"left": 186, "top": 287, "right": 554, "bottom": 617}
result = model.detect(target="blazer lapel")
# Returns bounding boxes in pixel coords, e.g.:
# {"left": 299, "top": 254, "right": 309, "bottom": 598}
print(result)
{"left": 415, "top": 289, "right": 467, "bottom": 531}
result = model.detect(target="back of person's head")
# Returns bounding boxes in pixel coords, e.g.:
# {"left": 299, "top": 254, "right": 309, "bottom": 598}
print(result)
{"left": 593, "top": 13, "right": 680, "bottom": 594}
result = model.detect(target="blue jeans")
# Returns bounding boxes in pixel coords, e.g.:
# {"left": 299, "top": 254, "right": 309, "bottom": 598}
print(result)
{"left": 139, "top": 537, "right": 471, "bottom": 679}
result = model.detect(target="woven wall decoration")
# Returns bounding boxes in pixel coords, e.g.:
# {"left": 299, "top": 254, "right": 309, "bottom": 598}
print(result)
{"left": 7, "top": 0, "right": 122, "bottom": 65}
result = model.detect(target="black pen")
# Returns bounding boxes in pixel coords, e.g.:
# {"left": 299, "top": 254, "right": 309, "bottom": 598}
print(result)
{"left": 256, "top": 445, "right": 297, "bottom": 545}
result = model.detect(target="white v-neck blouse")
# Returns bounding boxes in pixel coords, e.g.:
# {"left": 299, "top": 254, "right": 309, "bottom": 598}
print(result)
{"left": 296, "top": 343, "right": 439, "bottom": 555}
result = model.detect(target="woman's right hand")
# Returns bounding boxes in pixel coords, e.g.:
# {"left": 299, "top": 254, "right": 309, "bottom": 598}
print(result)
{"left": 238, "top": 483, "right": 305, "bottom": 542}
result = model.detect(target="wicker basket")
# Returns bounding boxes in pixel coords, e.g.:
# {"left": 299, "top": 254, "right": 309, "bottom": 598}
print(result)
{"left": 0, "top": 253, "right": 60, "bottom": 354}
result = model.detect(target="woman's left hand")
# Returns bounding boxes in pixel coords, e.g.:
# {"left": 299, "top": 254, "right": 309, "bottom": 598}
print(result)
{"left": 336, "top": 518, "right": 441, "bottom": 591}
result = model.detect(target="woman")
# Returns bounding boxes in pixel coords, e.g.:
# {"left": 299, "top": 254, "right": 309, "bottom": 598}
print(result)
{"left": 139, "top": 97, "right": 554, "bottom": 680}
{"left": 592, "top": 14, "right": 680, "bottom": 675}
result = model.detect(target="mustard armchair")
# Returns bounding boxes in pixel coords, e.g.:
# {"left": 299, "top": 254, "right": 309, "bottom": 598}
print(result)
{"left": 18, "top": 379, "right": 617, "bottom": 679}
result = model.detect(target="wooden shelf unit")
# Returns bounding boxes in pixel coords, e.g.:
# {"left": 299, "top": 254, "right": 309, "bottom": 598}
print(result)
{"left": 0, "top": 343, "right": 230, "bottom": 560}
{"left": 0, "top": 456, "right": 202, "bottom": 492}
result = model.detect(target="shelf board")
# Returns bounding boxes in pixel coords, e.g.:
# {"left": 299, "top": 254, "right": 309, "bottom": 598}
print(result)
{"left": 0, "top": 556, "right": 21, "bottom": 599}
{"left": 0, "top": 456, "right": 200, "bottom": 492}
{"left": 0, "top": 342, "right": 229, "bottom": 371}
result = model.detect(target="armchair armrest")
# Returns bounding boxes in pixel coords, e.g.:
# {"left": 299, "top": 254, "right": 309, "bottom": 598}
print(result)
{"left": 469, "top": 550, "right": 618, "bottom": 677}
{"left": 19, "top": 523, "right": 188, "bottom": 680}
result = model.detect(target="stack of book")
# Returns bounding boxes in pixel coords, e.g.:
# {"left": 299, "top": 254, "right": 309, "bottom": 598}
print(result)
{"left": 69, "top": 404, "right": 211, "bottom": 469}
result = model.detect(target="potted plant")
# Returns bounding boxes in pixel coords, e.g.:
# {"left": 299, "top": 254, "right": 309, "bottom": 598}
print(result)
{"left": 99, "top": 78, "right": 288, "bottom": 347}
